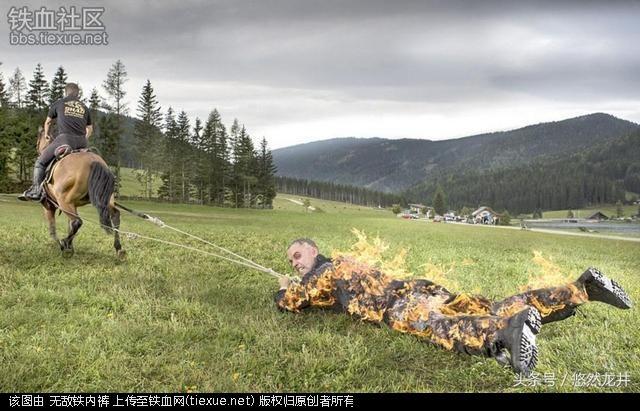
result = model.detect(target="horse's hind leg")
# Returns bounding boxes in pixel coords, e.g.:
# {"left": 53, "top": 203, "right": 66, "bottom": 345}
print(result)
{"left": 110, "top": 204, "right": 125, "bottom": 259}
{"left": 58, "top": 200, "right": 82, "bottom": 258}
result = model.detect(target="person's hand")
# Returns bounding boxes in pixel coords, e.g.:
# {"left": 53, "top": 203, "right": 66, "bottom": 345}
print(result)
{"left": 278, "top": 276, "right": 291, "bottom": 289}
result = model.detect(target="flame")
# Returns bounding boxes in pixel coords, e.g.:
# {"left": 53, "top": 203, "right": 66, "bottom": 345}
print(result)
{"left": 419, "top": 261, "right": 460, "bottom": 291}
{"left": 332, "top": 228, "right": 413, "bottom": 279}
{"left": 522, "top": 250, "right": 573, "bottom": 291}
{"left": 331, "top": 229, "right": 467, "bottom": 289}
{"left": 439, "top": 293, "right": 492, "bottom": 316}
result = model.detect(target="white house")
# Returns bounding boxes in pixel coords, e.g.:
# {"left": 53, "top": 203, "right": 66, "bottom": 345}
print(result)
{"left": 471, "top": 206, "right": 501, "bottom": 225}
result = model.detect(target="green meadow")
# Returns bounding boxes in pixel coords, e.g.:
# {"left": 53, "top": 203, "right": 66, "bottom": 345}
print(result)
{"left": 0, "top": 191, "right": 638, "bottom": 392}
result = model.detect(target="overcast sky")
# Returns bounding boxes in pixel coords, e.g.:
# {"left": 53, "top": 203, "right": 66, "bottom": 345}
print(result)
{"left": 2, "top": 0, "right": 639, "bottom": 149}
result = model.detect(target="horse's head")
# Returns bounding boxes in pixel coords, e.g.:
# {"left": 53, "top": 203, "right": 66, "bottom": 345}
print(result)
{"left": 37, "top": 126, "right": 52, "bottom": 154}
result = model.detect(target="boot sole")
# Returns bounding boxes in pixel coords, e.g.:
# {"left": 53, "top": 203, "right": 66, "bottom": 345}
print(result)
{"left": 525, "top": 306, "right": 542, "bottom": 334}
{"left": 510, "top": 307, "right": 540, "bottom": 375}
{"left": 587, "top": 267, "right": 633, "bottom": 309}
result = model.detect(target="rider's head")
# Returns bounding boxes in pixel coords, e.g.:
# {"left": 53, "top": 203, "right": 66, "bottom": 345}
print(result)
{"left": 64, "top": 83, "right": 80, "bottom": 99}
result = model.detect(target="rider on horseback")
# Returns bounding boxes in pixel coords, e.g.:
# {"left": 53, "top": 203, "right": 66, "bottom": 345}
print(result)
{"left": 19, "top": 82, "right": 93, "bottom": 201}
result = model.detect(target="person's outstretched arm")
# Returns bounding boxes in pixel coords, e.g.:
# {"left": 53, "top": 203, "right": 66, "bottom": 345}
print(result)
{"left": 275, "top": 277, "right": 311, "bottom": 312}
{"left": 275, "top": 269, "right": 336, "bottom": 312}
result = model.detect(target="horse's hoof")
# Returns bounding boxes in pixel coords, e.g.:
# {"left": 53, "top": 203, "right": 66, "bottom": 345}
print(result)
{"left": 62, "top": 248, "right": 74, "bottom": 258}
{"left": 116, "top": 249, "right": 127, "bottom": 260}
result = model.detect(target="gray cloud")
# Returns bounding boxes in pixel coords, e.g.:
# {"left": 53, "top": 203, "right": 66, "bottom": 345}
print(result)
{"left": 1, "top": 0, "right": 639, "bottom": 148}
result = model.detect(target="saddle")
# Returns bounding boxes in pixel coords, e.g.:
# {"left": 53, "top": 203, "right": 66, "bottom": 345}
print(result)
{"left": 44, "top": 145, "right": 97, "bottom": 184}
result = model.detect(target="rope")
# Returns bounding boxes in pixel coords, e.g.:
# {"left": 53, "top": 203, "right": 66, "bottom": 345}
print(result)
{"left": 163, "top": 225, "right": 272, "bottom": 272}
{"left": 116, "top": 201, "right": 270, "bottom": 273}
{"left": 45, "top": 198, "right": 286, "bottom": 279}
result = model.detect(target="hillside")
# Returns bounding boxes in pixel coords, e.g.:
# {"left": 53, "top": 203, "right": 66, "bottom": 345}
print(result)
{"left": 273, "top": 113, "right": 640, "bottom": 193}
{"left": 405, "top": 130, "right": 640, "bottom": 213}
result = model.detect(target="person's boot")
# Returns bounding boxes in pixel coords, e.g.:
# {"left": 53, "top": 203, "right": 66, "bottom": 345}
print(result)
{"left": 577, "top": 267, "right": 632, "bottom": 309}
{"left": 495, "top": 307, "right": 541, "bottom": 375}
{"left": 18, "top": 164, "right": 46, "bottom": 201}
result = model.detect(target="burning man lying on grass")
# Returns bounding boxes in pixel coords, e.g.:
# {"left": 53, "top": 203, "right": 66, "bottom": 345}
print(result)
{"left": 275, "top": 237, "right": 632, "bottom": 375}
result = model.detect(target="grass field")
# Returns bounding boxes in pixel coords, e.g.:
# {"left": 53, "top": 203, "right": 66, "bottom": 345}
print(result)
{"left": 118, "top": 168, "right": 163, "bottom": 198}
{"left": 0, "top": 192, "right": 639, "bottom": 392}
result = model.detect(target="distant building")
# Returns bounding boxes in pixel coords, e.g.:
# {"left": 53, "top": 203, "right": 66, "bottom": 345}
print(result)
{"left": 408, "top": 203, "right": 426, "bottom": 214}
{"left": 443, "top": 211, "right": 457, "bottom": 221}
{"left": 586, "top": 211, "right": 609, "bottom": 221}
{"left": 472, "top": 206, "right": 501, "bottom": 225}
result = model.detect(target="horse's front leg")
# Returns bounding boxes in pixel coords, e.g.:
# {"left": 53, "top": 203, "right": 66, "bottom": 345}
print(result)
{"left": 58, "top": 200, "right": 82, "bottom": 258}
{"left": 43, "top": 205, "right": 59, "bottom": 244}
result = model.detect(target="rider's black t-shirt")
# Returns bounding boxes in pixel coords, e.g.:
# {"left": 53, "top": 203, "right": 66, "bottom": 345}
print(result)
{"left": 48, "top": 96, "right": 92, "bottom": 137}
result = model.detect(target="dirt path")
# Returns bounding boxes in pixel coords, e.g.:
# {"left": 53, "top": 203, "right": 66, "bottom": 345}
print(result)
{"left": 283, "top": 197, "right": 316, "bottom": 211}
{"left": 444, "top": 221, "right": 640, "bottom": 242}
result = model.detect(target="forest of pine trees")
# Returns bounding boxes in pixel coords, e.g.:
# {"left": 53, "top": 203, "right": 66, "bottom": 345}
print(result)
{"left": 276, "top": 176, "right": 403, "bottom": 207}
{"left": 405, "top": 131, "right": 640, "bottom": 215}
{"left": 0, "top": 61, "right": 277, "bottom": 208}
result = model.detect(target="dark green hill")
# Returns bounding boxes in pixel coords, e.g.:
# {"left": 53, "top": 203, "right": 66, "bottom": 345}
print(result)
{"left": 273, "top": 113, "right": 639, "bottom": 193}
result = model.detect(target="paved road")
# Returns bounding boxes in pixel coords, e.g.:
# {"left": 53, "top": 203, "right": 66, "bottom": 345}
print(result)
{"left": 444, "top": 221, "right": 640, "bottom": 242}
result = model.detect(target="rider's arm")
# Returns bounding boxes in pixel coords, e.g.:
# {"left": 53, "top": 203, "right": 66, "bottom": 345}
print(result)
{"left": 85, "top": 108, "right": 93, "bottom": 139}
{"left": 43, "top": 117, "right": 53, "bottom": 139}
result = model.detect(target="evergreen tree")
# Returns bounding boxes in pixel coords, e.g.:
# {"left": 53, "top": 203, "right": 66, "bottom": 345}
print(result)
{"left": 499, "top": 210, "right": 511, "bottom": 226}
{"left": 190, "top": 117, "right": 206, "bottom": 203}
{"left": 433, "top": 185, "right": 446, "bottom": 216}
{"left": 102, "top": 60, "right": 128, "bottom": 193}
{"left": 200, "top": 109, "right": 228, "bottom": 205}
{"left": 176, "top": 110, "right": 192, "bottom": 202}
{"left": 158, "top": 107, "right": 179, "bottom": 201}
{"left": 0, "top": 106, "right": 9, "bottom": 189}
{"left": 103, "top": 60, "right": 128, "bottom": 115}
{"left": 13, "top": 111, "right": 40, "bottom": 183}
{"left": 533, "top": 208, "right": 543, "bottom": 219}
{"left": 87, "top": 88, "right": 101, "bottom": 152}
{"left": 229, "top": 118, "right": 241, "bottom": 163}
{"left": 97, "top": 113, "right": 120, "bottom": 170}
{"left": 49, "top": 66, "right": 67, "bottom": 104}
{"left": 215, "top": 118, "right": 230, "bottom": 205}
{"left": 233, "top": 125, "right": 258, "bottom": 207}
{"left": 256, "top": 137, "right": 277, "bottom": 208}
{"left": 89, "top": 88, "right": 101, "bottom": 112}
{"left": 616, "top": 200, "right": 624, "bottom": 218}
{"left": 27, "top": 63, "right": 50, "bottom": 111}
{"left": 9, "top": 68, "right": 27, "bottom": 108}
{"left": 0, "top": 65, "right": 9, "bottom": 107}
{"left": 133, "top": 80, "right": 162, "bottom": 198}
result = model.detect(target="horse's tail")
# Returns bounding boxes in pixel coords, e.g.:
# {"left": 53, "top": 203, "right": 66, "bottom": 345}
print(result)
{"left": 88, "top": 161, "right": 115, "bottom": 234}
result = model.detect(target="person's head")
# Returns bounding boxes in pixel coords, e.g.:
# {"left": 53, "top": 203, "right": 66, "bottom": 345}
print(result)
{"left": 64, "top": 83, "right": 80, "bottom": 98}
{"left": 287, "top": 238, "right": 319, "bottom": 276}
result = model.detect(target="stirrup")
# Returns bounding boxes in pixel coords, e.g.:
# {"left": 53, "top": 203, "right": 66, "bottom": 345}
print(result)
{"left": 18, "top": 186, "right": 43, "bottom": 201}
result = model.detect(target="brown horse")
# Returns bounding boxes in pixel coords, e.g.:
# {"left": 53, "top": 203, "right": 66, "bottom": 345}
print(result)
{"left": 36, "top": 127, "right": 125, "bottom": 258}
